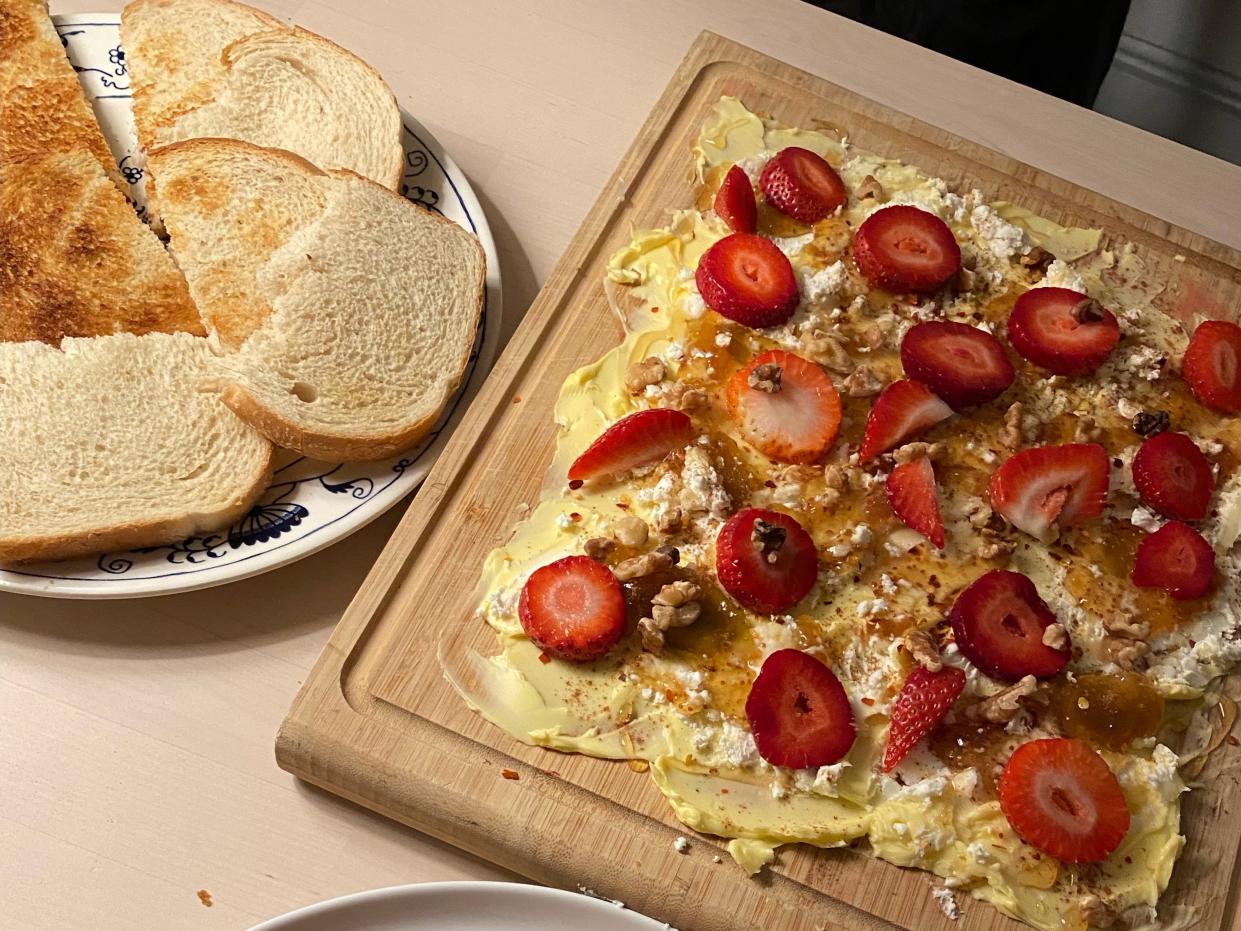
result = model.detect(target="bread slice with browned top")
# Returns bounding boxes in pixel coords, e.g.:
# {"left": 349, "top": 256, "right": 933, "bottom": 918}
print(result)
{"left": 0, "top": 0, "right": 202, "bottom": 343}
{"left": 122, "top": 0, "right": 404, "bottom": 194}
{"left": 152, "top": 138, "right": 486, "bottom": 462}
{"left": 0, "top": 331, "right": 274, "bottom": 564}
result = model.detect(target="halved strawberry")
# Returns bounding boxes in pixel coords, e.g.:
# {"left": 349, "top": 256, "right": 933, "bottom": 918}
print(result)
{"left": 746, "top": 648, "right": 857, "bottom": 768}
{"left": 518, "top": 555, "right": 626, "bottom": 662}
{"left": 988, "top": 443, "right": 1109, "bottom": 542}
{"left": 885, "top": 456, "right": 946, "bottom": 549}
{"left": 900, "top": 321, "right": 1014, "bottom": 410}
{"left": 716, "top": 507, "right": 818, "bottom": 614}
{"left": 759, "top": 146, "right": 847, "bottom": 223}
{"left": 567, "top": 409, "right": 692, "bottom": 485}
{"left": 695, "top": 233, "right": 800, "bottom": 328}
{"left": 1184, "top": 319, "right": 1241, "bottom": 413}
{"left": 999, "top": 738, "right": 1130, "bottom": 863}
{"left": 853, "top": 205, "right": 961, "bottom": 294}
{"left": 1007, "top": 287, "right": 1121, "bottom": 376}
{"left": 883, "top": 665, "right": 966, "bottom": 772}
{"left": 860, "top": 379, "right": 953, "bottom": 461}
{"left": 714, "top": 164, "right": 757, "bottom": 234}
{"left": 1132, "top": 520, "right": 1215, "bottom": 600}
{"left": 1132, "top": 431, "right": 1214, "bottom": 521}
{"left": 949, "top": 569, "right": 1070, "bottom": 681}
{"left": 727, "top": 350, "right": 841, "bottom": 463}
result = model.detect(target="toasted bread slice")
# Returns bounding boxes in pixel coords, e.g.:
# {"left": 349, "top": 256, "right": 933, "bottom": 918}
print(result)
{"left": 151, "top": 139, "right": 486, "bottom": 462}
{"left": 0, "top": 332, "right": 274, "bottom": 563}
{"left": 122, "top": 0, "right": 404, "bottom": 192}
{"left": 0, "top": 0, "right": 203, "bottom": 343}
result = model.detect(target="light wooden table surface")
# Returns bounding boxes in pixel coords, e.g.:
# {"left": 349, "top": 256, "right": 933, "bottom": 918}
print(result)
{"left": 6, "top": 2, "right": 1240, "bottom": 928}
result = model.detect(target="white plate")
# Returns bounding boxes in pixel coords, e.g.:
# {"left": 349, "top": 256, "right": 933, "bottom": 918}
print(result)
{"left": 248, "top": 881, "right": 668, "bottom": 931}
{"left": 0, "top": 15, "right": 502, "bottom": 599}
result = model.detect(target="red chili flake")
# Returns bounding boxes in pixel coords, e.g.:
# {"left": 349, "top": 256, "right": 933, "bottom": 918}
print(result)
{"left": 651, "top": 306, "right": 661, "bottom": 313}
{"left": 543, "top": 769, "right": 562, "bottom": 777}
{"left": 764, "top": 480, "right": 776, "bottom": 488}
{"left": 569, "top": 512, "right": 582, "bottom": 522}
{"left": 568, "top": 479, "right": 584, "bottom": 490}
{"left": 197, "top": 890, "right": 213, "bottom": 908}
{"left": 616, "top": 501, "right": 630, "bottom": 510}
{"left": 512, "top": 395, "right": 522, "bottom": 404}
{"left": 861, "top": 697, "right": 875, "bottom": 706}
{"left": 501, "top": 769, "right": 520, "bottom": 780}
{"left": 1228, "top": 735, "right": 1239, "bottom": 747}
{"left": 538, "top": 652, "right": 552, "bottom": 665}
{"left": 720, "top": 788, "right": 730, "bottom": 794}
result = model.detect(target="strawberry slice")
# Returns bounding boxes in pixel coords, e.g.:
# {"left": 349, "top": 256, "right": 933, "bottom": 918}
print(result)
{"left": 860, "top": 379, "right": 953, "bottom": 461}
{"left": 882, "top": 665, "right": 966, "bottom": 772}
{"left": 759, "top": 146, "right": 847, "bottom": 224}
{"left": 746, "top": 648, "right": 857, "bottom": 768}
{"left": 726, "top": 350, "right": 841, "bottom": 463}
{"left": 853, "top": 205, "right": 962, "bottom": 294}
{"left": 999, "top": 738, "right": 1130, "bottom": 863}
{"left": 988, "top": 443, "right": 1109, "bottom": 542}
{"left": 1132, "top": 431, "right": 1214, "bottom": 521}
{"left": 695, "top": 233, "right": 800, "bottom": 328}
{"left": 714, "top": 164, "right": 757, "bottom": 234}
{"left": 518, "top": 555, "right": 626, "bottom": 662}
{"left": 567, "top": 409, "right": 692, "bottom": 485}
{"left": 885, "top": 456, "right": 946, "bottom": 549}
{"left": 900, "top": 321, "right": 1014, "bottom": 410}
{"left": 1007, "top": 287, "right": 1121, "bottom": 376}
{"left": 1184, "top": 319, "right": 1241, "bottom": 414}
{"left": 1132, "top": 520, "right": 1215, "bottom": 600}
{"left": 949, "top": 569, "right": 1070, "bottom": 681}
{"left": 716, "top": 507, "right": 818, "bottom": 614}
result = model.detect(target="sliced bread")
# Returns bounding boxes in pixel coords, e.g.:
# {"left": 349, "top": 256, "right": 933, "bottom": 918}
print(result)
{"left": 0, "top": 0, "right": 203, "bottom": 343}
{"left": 0, "top": 331, "right": 274, "bottom": 563}
{"left": 122, "top": 0, "right": 404, "bottom": 192}
{"left": 151, "top": 139, "right": 486, "bottom": 462}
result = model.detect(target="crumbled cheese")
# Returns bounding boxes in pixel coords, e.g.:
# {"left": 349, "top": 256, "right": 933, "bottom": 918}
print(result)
{"left": 680, "top": 446, "right": 732, "bottom": 518}
{"left": 714, "top": 331, "right": 732, "bottom": 347}
{"left": 673, "top": 836, "right": 691, "bottom": 854}
{"left": 968, "top": 841, "right": 996, "bottom": 865}
{"left": 555, "top": 513, "right": 575, "bottom": 530}
{"left": 827, "top": 543, "right": 852, "bottom": 558}
{"left": 772, "top": 232, "right": 814, "bottom": 259}
{"left": 851, "top": 523, "right": 873, "bottom": 545}
{"left": 970, "top": 203, "right": 1026, "bottom": 260}
{"left": 799, "top": 260, "right": 848, "bottom": 304}
{"left": 1033, "top": 259, "right": 1087, "bottom": 293}
{"left": 932, "top": 886, "right": 961, "bottom": 920}
{"left": 1130, "top": 505, "right": 1167, "bottom": 534}
{"left": 735, "top": 151, "right": 773, "bottom": 183}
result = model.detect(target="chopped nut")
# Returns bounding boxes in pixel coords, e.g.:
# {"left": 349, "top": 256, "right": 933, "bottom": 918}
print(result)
{"left": 639, "top": 580, "right": 702, "bottom": 651}
{"left": 955, "top": 265, "right": 978, "bottom": 293}
{"left": 978, "top": 538, "right": 1015, "bottom": 559}
{"left": 823, "top": 463, "right": 847, "bottom": 490}
{"left": 966, "top": 675, "right": 1038, "bottom": 723}
{"left": 655, "top": 544, "right": 680, "bottom": 564}
{"left": 1079, "top": 895, "right": 1117, "bottom": 930}
{"left": 1104, "top": 615, "right": 1150, "bottom": 641}
{"left": 625, "top": 356, "right": 665, "bottom": 394}
{"left": 1132, "top": 410, "right": 1170, "bottom": 437}
{"left": 614, "top": 515, "right": 649, "bottom": 548}
{"left": 999, "top": 401, "right": 1025, "bottom": 450}
{"left": 613, "top": 549, "right": 675, "bottom": 581}
{"left": 654, "top": 506, "right": 683, "bottom": 535}
{"left": 1019, "top": 246, "right": 1053, "bottom": 272}
{"left": 749, "top": 362, "right": 783, "bottom": 393}
{"left": 673, "top": 387, "right": 708, "bottom": 411}
{"left": 1074, "top": 414, "right": 1100, "bottom": 443}
{"left": 751, "top": 519, "right": 788, "bottom": 563}
{"left": 797, "top": 316, "right": 854, "bottom": 373}
{"left": 1042, "top": 623, "right": 1069, "bottom": 651}
{"left": 1071, "top": 298, "right": 1106, "bottom": 323}
{"left": 903, "top": 628, "right": 942, "bottom": 672}
{"left": 963, "top": 498, "right": 993, "bottom": 529}
{"left": 584, "top": 537, "right": 615, "bottom": 561}
{"left": 857, "top": 322, "right": 886, "bottom": 350}
{"left": 855, "top": 174, "right": 883, "bottom": 201}
{"left": 1104, "top": 637, "right": 1149, "bottom": 670}
{"left": 893, "top": 441, "right": 946, "bottom": 464}
{"left": 843, "top": 364, "right": 883, "bottom": 398}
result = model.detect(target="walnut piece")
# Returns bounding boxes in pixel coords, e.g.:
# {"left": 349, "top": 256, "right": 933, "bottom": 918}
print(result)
{"left": 654, "top": 506, "right": 683, "bottom": 535}
{"left": 999, "top": 401, "right": 1026, "bottom": 450}
{"left": 1104, "top": 615, "right": 1150, "bottom": 640}
{"left": 1042, "top": 623, "right": 1069, "bottom": 651}
{"left": 843, "top": 364, "right": 883, "bottom": 398}
{"left": 613, "top": 548, "right": 676, "bottom": 581}
{"left": 1074, "top": 414, "right": 1101, "bottom": 443}
{"left": 1019, "top": 245, "right": 1053, "bottom": 272}
{"left": 978, "top": 538, "right": 1016, "bottom": 559}
{"left": 749, "top": 362, "right": 783, "bottom": 393}
{"left": 1133, "top": 409, "right": 1170, "bottom": 437}
{"left": 893, "top": 441, "right": 945, "bottom": 464}
{"left": 963, "top": 498, "right": 993, "bottom": 530}
{"left": 673, "top": 387, "right": 707, "bottom": 411}
{"left": 855, "top": 174, "right": 884, "bottom": 201}
{"left": 639, "top": 580, "right": 702, "bottom": 652}
{"left": 857, "top": 322, "right": 886, "bottom": 351}
{"left": 625, "top": 356, "right": 665, "bottom": 394}
{"left": 797, "top": 315, "right": 854, "bottom": 373}
{"left": 955, "top": 265, "right": 978, "bottom": 293}
{"left": 903, "top": 628, "right": 942, "bottom": 672}
{"left": 966, "top": 675, "right": 1038, "bottom": 723}
{"left": 614, "top": 515, "right": 649, "bottom": 547}
{"left": 584, "top": 537, "right": 615, "bottom": 561}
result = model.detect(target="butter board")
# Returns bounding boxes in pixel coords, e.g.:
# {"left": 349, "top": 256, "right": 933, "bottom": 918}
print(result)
{"left": 277, "top": 32, "right": 1241, "bottom": 931}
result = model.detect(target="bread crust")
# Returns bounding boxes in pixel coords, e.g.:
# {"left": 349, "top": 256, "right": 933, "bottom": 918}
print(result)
{"left": 0, "top": 442, "right": 275, "bottom": 564}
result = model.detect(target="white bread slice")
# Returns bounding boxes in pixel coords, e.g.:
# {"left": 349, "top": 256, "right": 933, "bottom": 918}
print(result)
{"left": 122, "top": 0, "right": 404, "bottom": 192}
{"left": 0, "top": 331, "right": 274, "bottom": 563}
{"left": 151, "top": 139, "right": 486, "bottom": 462}
{"left": 0, "top": 0, "right": 203, "bottom": 343}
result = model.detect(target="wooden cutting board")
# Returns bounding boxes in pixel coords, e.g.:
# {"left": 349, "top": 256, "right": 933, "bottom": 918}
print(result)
{"left": 277, "top": 32, "right": 1241, "bottom": 931}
